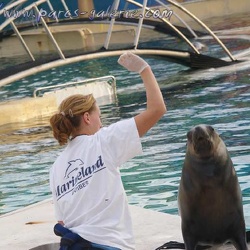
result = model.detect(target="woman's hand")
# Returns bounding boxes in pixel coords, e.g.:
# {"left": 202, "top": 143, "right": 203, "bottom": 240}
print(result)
{"left": 118, "top": 52, "right": 149, "bottom": 74}
{"left": 118, "top": 51, "right": 166, "bottom": 137}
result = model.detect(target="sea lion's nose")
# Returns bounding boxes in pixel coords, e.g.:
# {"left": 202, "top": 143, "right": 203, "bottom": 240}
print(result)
{"left": 194, "top": 126, "right": 209, "bottom": 139}
{"left": 195, "top": 126, "right": 204, "bottom": 134}
{"left": 187, "top": 125, "right": 212, "bottom": 143}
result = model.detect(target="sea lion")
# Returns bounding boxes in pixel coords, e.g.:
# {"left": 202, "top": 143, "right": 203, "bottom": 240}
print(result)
{"left": 178, "top": 124, "right": 247, "bottom": 250}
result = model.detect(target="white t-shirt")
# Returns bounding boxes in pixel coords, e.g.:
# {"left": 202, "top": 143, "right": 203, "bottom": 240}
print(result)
{"left": 50, "top": 118, "right": 143, "bottom": 250}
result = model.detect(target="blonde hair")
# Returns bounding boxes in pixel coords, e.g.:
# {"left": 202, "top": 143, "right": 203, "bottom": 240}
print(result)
{"left": 50, "top": 94, "right": 96, "bottom": 145}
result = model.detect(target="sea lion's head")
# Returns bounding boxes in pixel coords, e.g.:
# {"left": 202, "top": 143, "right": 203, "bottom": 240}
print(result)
{"left": 187, "top": 124, "right": 221, "bottom": 159}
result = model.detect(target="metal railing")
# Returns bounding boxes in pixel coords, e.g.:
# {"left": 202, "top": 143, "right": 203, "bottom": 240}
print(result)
{"left": 0, "top": 0, "right": 237, "bottom": 67}
{"left": 0, "top": 0, "right": 69, "bottom": 60}
{"left": 126, "top": 0, "right": 200, "bottom": 54}
{"left": 165, "top": 0, "right": 236, "bottom": 61}
{"left": 33, "top": 75, "right": 116, "bottom": 97}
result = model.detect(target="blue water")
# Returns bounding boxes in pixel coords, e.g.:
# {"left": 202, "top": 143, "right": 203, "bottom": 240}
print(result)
{"left": 0, "top": 55, "right": 250, "bottom": 230}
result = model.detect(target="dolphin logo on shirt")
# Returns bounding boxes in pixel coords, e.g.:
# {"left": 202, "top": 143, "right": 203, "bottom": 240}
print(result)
{"left": 56, "top": 156, "right": 105, "bottom": 199}
{"left": 64, "top": 159, "right": 84, "bottom": 179}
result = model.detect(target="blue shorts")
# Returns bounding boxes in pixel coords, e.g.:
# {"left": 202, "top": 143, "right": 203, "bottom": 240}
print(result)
{"left": 91, "top": 243, "right": 121, "bottom": 250}
{"left": 54, "top": 223, "right": 121, "bottom": 250}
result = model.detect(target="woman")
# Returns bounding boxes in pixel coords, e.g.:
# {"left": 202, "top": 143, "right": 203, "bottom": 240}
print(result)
{"left": 49, "top": 52, "right": 166, "bottom": 250}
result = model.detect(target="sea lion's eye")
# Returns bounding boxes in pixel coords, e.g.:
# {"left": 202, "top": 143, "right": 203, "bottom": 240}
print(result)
{"left": 207, "top": 126, "right": 215, "bottom": 133}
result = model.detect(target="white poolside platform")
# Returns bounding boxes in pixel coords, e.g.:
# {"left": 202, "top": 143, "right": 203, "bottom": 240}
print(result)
{"left": 0, "top": 198, "right": 183, "bottom": 250}
{"left": 1, "top": 199, "right": 248, "bottom": 250}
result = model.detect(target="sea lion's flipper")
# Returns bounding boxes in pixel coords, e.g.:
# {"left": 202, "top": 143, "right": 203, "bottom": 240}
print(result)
{"left": 155, "top": 241, "right": 211, "bottom": 250}
{"left": 155, "top": 241, "right": 185, "bottom": 249}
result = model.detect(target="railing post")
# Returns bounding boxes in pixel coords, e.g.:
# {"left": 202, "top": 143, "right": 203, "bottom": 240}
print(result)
{"left": 10, "top": 21, "right": 35, "bottom": 61}
{"left": 133, "top": 0, "right": 148, "bottom": 49}
{"left": 60, "top": 0, "right": 72, "bottom": 18}
{"left": 34, "top": 4, "right": 65, "bottom": 59}
{"left": 104, "top": 0, "right": 120, "bottom": 50}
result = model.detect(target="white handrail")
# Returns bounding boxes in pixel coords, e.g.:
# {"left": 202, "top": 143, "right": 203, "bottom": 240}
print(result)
{"left": 127, "top": 0, "right": 200, "bottom": 54}
{"left": 0, "top": 0, "right": 65, "bottom": 60}
{"left": 166, "top": 0, "right": 236, "bottom": 61}
{"left": 133, "top": 0, "right": 148, "bottom": 48}
{"left": 33, "top": 75, "right": 116, "bottom": 97}
{"left": 10, "top": 21, "right": 35, "bottom": 61}
{"left": 0, "top": 49, "right": 190, "bottom": 87}
{"left": 46, "top": 0, "right": 59, "bottom": 22}
{"left": 0, "top": 0, "right": 47, "bottom": 31}
{"left": 33, "top": 4, "right": 65, "bottom": 59}
{"left": 104, "top": 0, "right": 121, "bottom": 49}
{"left": 0, "top": 0, "right": 27, "bottom": 16}
{"left": 60, "top": 0, "right": 72, "bottom": 18}
{"left": 155, "top": 0, "right": 198, "bottom": 38}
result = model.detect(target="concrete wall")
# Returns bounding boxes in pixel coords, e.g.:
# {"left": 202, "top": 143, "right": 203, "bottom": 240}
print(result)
{"left": 0, "top": 24, "right": 136, "bottom": 58}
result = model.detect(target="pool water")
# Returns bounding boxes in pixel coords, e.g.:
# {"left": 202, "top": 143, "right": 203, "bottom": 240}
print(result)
{"left": 0, "top": 54, "right": 249, "bottom": 230}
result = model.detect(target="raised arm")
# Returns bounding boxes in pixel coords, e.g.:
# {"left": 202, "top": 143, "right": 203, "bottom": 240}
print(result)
{"left": 118, "top": 52, "right": 167, "bottom": 137}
